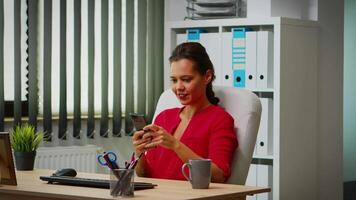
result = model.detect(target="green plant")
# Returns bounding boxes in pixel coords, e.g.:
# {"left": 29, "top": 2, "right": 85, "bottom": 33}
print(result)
{"left": 10, "top": 124, "right": 44, "bottom": 152}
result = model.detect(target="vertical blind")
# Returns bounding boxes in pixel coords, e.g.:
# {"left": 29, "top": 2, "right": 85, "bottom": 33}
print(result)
{"left": 87, "top": 0, "right": 95, "bottom": 138}
{"left": 73, "top": 0, "right": 81, "bottom": 139}
{"left": 0, "top": 0, "right": 28, "bottom": 132}
{"left": 43, "top": 0, "right": 52, "bottom": 139}
{"left": 28, "top": 0, "right": 39, "bottom": 130}
{"left": 14, "top": 0, "right": 22, "bottom": 126}
{"left": 58, "top": 0, "right": 67, "bottom": 140}
{"left": 112, "top": 0, "right": 122, "bottom": 137}
{"left": 100, "top": 0, "right": 109, "bottom": 137}
{"left": 0, "top": 0, "right": 164, "bottom": 140}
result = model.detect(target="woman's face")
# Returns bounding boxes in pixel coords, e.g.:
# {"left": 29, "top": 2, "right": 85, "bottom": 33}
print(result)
{"left": 170, "top": 59, "right": 212, "bottom": 105}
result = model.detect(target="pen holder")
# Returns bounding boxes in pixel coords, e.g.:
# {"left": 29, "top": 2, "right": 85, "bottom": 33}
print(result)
{"left": 110, "top": 168, "right": 134, "bottom": 198}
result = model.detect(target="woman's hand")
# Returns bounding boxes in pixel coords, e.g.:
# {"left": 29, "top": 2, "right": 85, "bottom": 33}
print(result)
{"left": 132, "top": 130, "right": 152, "bottom": 155}
{"left": 143, "top": 124, "right": 181, "bottom": 151}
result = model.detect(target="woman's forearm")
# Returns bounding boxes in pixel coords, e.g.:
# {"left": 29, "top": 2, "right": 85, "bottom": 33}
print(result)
{"left": 134, "top": 154, "right": 147, "bottom": 177}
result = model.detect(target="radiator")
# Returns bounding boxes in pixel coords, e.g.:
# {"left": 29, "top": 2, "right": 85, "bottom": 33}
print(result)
{"left": 35, "top": 145, "right": 102, "bottom": 173}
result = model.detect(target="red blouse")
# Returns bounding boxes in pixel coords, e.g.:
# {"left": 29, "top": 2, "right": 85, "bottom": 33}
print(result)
{"left": 144, "top": 105, "right": 238, "bottom": 181}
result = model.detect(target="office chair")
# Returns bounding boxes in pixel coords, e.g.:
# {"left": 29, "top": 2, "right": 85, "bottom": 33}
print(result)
{"left": 153, "top": 86, "right": 262, "bottom": 185}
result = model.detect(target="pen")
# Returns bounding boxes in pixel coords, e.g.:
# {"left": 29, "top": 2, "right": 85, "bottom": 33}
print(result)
{"left": 130, "top": 152, "right": 135, "bottom": 163}
{"left": 128, "top": 152, "right": 144, "bottom": 169}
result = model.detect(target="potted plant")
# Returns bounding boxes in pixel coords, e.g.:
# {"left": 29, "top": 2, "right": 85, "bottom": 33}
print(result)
{"left": 10, "top": 123, "right": 43, "bottom": 170}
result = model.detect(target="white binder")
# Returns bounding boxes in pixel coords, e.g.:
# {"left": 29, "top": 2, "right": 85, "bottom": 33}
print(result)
{"left": 246, "top": 164, "right": 257, "bottom": 200}
{"left": 200, "top": 33, "right": 222, "bottom": 85}
{"left": 256, "top": 31, "right": 273, "bottom": 89}
{"left": 256, "top": 98, "right": 273, "bottom": 156}
{"left": 256, "top": 165, "right": 273, "bottom": 200}
{"left": 176, "top": 33, "right": 186, "bottom": 45}
{"left": 246, "top": 31, "right": 257, "bottom": 89}
{"left": 176, "top": 32, "right": 222, "bottom": 85}
{"left": 221, "top": 32, "right": 233, "bottom": 87}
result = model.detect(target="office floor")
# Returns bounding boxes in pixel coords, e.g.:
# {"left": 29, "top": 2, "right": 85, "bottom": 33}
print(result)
{"left": 344, "top": 181, "right": 356, "bottom": 200}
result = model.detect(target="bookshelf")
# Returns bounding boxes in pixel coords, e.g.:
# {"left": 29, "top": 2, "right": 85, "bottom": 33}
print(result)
{"left": 164, "top": 17, "right": 318, "bottom": 200}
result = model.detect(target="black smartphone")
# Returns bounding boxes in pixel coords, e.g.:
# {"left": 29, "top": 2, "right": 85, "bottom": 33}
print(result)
{"left": 129, "top": 113, "right": 147, "bottom": 131}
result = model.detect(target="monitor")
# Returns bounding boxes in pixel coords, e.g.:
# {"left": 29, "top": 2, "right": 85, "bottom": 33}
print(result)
{"left": 0, "top": 132, "right": 17, "bottom": 185}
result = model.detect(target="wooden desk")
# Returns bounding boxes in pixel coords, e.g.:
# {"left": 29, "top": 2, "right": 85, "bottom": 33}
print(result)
{"left": 0, "top": 169, "right": 270, "bottom": 200}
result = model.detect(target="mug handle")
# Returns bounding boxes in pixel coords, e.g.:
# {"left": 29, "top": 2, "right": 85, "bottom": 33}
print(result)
{"left": 181, "top": 163, "right": 192, "bottom": 182}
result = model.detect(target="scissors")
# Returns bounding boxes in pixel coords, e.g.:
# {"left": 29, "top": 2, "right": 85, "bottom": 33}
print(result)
{"left": 97, "top": 151, "right": 119, "bottom": 169}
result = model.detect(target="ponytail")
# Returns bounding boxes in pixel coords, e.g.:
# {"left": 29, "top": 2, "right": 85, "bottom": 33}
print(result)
{"left": 206, "top": 82, "right": 219, "bottom": 105}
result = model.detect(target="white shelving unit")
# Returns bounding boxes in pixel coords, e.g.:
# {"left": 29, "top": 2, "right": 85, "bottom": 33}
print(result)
{"left": 164, "top": 17, "right": 318, "bottom": 200}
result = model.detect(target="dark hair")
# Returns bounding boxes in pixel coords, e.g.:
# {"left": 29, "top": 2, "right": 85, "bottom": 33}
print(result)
{"left": 169, "top": 42, "right": 219, "bottom": 105}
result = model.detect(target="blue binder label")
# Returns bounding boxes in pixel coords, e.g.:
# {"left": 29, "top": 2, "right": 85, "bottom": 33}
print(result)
{"left": 233, "top": 69, "right": 246, "bottom": 87}
{"left": 187, "top": 29, "right": 202, "bottom": 41}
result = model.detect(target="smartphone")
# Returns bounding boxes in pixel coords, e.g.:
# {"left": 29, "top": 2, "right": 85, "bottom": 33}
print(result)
{"left": 130, "top": 113, "right": 154, "bottom": 143}
{"left": 129, "top": 113, "right": 147, "bottom": 131}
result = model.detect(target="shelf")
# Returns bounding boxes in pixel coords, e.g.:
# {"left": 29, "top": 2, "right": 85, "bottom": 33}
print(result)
{"left": 166, "top": 17, "right": 280, "bottom": 28}
{"left": 252, "top": 156, "right": 274, "bottom": 166}
{"left": 213, "top": 85, "right": 274, "bottom": 93}
{"left": 166, "top": 17, "right": 318, "bottom": 29}
{"left": 251, "top": 88, "right": 274, "bottom": 93}
{"left": 253, "top": 155, "right": 274, "bottom": 160}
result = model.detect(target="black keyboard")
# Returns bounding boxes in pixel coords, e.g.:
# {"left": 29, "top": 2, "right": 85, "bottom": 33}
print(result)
{"left": 40, "top": 176, "right": 157, "bottom": 190}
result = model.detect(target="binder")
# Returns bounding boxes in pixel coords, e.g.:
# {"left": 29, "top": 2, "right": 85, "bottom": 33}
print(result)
{"left": 199, "top": 33, "right": 222, "bottom": 85}
{"left": 176, "top": 33, "right": 186, "bottom": 45}
{"left": 246, "top": 31, "right": 257, "bottom": 89}
{"left": 221, "top": 28, "right": 251, "bottom": 87}
{"left": 176, "top": 28, "right": 204, "bottom": 45}
{"left": 246, "top": 164, "right": 257, "bottom": 200}
{"left": 221, "top": 32, "right": 233, "bottom": 86}
{"left": 256, "top": 98, "right": 273, "bottom": 156}
{"left": 176, "top": 30, "right": 222, "bottom": 85}
{"left": 256, "top": 165, "right": 273, "bottom": 200}
{"left": 256, "top": 31, "right": 273, "bottom": 88}
{"left": 232, "top": 28, "right": 248, "bottom": 88}
{"left": 187, "top": 29, "right": 202, "bottom": 41}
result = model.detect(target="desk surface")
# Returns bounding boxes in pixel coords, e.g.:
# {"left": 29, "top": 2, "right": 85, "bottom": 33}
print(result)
{"left": 0, "top": 169, "right": 270, "bottom": 200}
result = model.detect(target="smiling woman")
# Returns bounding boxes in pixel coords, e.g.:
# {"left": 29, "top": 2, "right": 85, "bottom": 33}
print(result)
{"left": 170, "top": 59, "right": 209, "bottom": 105}
{"left": 132, "top": 42, "right": 238, "bottom": 183}
{"left": 169, "top": 42, "right": 219, "bottom": 106}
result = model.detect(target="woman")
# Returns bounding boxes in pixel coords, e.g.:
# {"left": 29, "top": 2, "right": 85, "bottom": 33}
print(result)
{"left": 132, "top": 42, "right": 238, "bottom": 183}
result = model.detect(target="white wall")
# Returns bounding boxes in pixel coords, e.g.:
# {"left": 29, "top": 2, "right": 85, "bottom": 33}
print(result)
{"left": 164, "top": 0, "right": 186, "bottom": 22}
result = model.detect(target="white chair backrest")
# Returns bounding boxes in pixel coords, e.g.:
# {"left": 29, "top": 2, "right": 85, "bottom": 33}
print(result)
{"left": 153, "top": 86, "right": 262, "bottom": 185}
